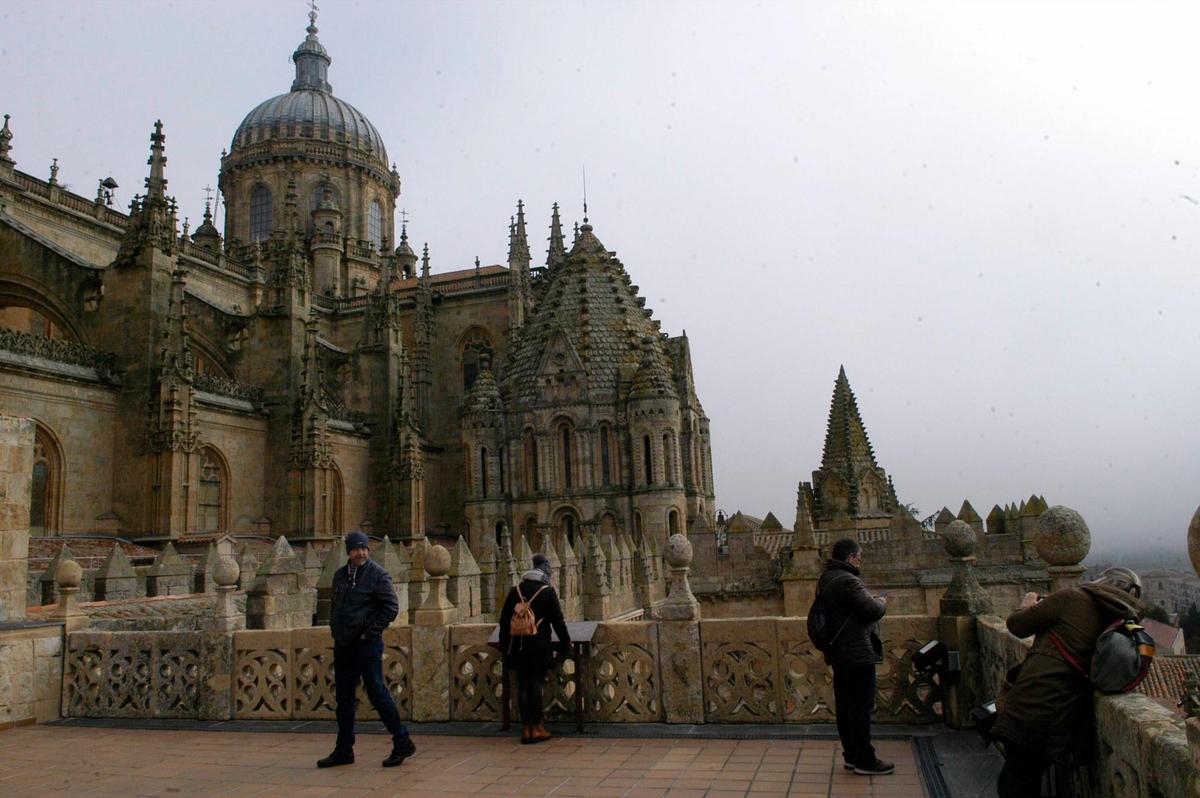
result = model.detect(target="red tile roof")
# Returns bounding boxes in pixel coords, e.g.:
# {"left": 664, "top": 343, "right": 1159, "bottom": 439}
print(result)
{"left": 1138, "top": 655, "right": 1200, "bottom": 716}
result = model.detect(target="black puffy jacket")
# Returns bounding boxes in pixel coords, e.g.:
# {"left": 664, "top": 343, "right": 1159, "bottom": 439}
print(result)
{"left": 330, "top": 558, "right": 399, "bottom": 647}
{"left": 817, "top": 558, "right": 885, "bottom": 667}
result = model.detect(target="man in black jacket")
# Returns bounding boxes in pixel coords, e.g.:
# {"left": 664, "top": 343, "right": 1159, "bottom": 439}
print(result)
{"left": 818, "top": 538, "right": 892, "bottom": 776}
{"left": 317, "top": 531, "right": 415, "bottom": 769}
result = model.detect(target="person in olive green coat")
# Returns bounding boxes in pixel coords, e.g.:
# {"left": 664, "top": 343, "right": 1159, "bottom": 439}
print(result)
{"left": 991, "top": 567, "right": 1144, "bottom": 798}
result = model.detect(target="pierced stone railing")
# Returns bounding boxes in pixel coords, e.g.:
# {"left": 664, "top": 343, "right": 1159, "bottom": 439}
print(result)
{"left": 61, "top": 616, "right": 943, "bottom": 725}
{"left": 0, "top": 328, "right": 117, "bottom": 377}
{"left": 63, "top": 630, "right": 216, "bottom": 719}
{"left": 195, "top": 372, "right": 265, "bottom": 404}
{"left": 232, "top": 626, "right": 412, "bottom": 720}
{"left": 700, "top": 615, "right": 941, "bottom": 724}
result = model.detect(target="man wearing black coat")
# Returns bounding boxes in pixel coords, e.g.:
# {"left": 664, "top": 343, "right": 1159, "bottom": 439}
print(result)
{"left": 498, "top": 552, "right": 571, "bottom": 744}
{"left": 317, "top": 531, "right": 415, "bottom": 769}
{"left": 818, "top": 538, "right": 892, "bottom": 776}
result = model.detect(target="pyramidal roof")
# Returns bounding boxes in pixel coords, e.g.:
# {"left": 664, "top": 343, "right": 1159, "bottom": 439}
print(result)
{"left": 819, "top": 366, "right": 880, "bottom": 478}
{"left": 505, "top": 218, "right": 666, "bottom": 404}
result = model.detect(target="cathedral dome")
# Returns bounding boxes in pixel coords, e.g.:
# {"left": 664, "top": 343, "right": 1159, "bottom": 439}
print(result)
{"left": 228, "top": 15, "right": 389, "bottom": 169}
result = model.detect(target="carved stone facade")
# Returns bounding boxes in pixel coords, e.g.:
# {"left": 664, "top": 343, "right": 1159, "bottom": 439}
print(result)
{"left": 0, "top": 12, "right": 714, "bottom": 621}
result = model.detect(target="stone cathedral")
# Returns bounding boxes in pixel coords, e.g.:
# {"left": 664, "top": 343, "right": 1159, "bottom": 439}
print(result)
{"left": 0, "top": 14, "right": 716, "bottom": 596}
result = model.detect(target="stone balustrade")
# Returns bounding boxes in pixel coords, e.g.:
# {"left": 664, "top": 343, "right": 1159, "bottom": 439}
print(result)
{"left": 61, "top": 614, "right": 943, "bottom": 725}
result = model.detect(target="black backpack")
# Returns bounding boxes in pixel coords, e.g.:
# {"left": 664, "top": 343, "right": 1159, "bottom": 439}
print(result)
{"left": 807, "top": 589, "right": 850, "bottom": 653}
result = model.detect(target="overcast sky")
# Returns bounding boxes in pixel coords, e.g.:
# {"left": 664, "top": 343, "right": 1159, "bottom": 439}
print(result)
{"left": 2, "top": 1, "right": 1197, "bottom": 556}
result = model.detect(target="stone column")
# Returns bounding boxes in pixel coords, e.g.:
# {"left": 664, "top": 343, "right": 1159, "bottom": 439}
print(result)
{"left": 0, "top": 417, "right": 33, "bottom": 622}
{"left": 937, "top": 520, "right": 992, "bottom": 729}
{"left": 659, "top": 533, "right": 703, "bottom": 723}
{"left": 411, "top": 544, "right": 453, "bottom": 721}
{"left": 49, "top": 559, "right": 89, "bottom": 632}
{"left": 1034, "top": 505, "right": 1090, "bottom": 593}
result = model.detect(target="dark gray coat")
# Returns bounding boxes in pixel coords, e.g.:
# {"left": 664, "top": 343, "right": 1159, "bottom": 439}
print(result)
{"left": 330, "top": 558, "right": 399, "bottom": 647}
{"left": 817, "top": 558, "right": 885, "bottom": 668}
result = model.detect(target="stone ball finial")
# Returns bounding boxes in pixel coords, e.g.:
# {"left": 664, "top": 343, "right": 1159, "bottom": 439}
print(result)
{"left": 56, "top": 558, "right": 83, "bottom": 589}
{"left": 664, "top": 533, "right": 693, "bottom": 568}
{"left": 1034, "top": 505, "right": 1091, "bottom": 566}
{"left": 1189, "top": 505, "right": 1200, "bottom": 578}
{"left": 942, "top": 519, "right": 977, "bottom": 558}
{"left": 214, "top": 555, "right": 240, "bottom": 588}
{"left": 424, "top": 544, "right": 451, "bottom": 577}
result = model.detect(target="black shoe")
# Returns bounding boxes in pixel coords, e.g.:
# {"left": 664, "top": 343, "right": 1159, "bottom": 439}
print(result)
{"left": 853, "top": 759, "right": 894, "bottom": 776}
{"left": 317, "top": 749, "right": 354, "bottom": 768}
{"left": 382, "top": 739, "right": 416, "bottom": 768}
{"left": 843, "top": 762, "right": 857, "bottom": 770}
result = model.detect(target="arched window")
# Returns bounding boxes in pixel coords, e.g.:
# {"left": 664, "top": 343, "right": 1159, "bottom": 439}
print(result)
{"left": 197, "top": 447, "right": 228, "bottom": 534}
{"left": 479, "top": 446, "right": 489, "bottom": 498}
{"left": 668, "top": 509, "right": 680, "bottom": 537}
{"left": 249, "top": 185, "right": 272, "bottom": 241}
{"left": 663, "top": 432, "right": 675, "bottom": 485}
{"left": 642, "top": 435, "right": 653, "bottom": 486}
{"left": 30, "top": 424, "right": 62, "bottom": 536}
{"left": 460, "top": 328, "right": 495, "bottom": 392}
{"left": 564, "top": 515, "right": 575, "bottom": 549}
{"left": 499, "top": 446, "right": 506, "bottom": 495}
{"left": 368, "top": 200, "right": 384, "bottom": 249}
{"left": 560, "top": 423, "right": 574, "bottom": 489}
{"left": 524, "top": 430, "right": 539, "bottom": 493}
{"left": 330, "top": 464, "right": 344, "bottom": 536}
{"left": 599, "top": 424, "right": 613, "bottom": 487}
{"left": 495, "top": 520, "right": 506, "bottom": 548}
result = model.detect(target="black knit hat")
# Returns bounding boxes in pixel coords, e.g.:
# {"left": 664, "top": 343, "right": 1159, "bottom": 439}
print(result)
{"left": 344, "top": 531, "right": 370, "bottom": 552}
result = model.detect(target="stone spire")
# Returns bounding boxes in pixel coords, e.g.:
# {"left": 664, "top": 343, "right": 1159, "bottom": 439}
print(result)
{"left": 546, "top": 202, "right": 566, "bottom": 269}
{"left": 511, "top": 200, "right": 530, "bottom": 265}
{"left": 291, "top": 4, "right": 333, "bottom": 93}
{"left": 145, "top": 120, "right": 169, "bottom": 204}
{"left": 394, "top": 223, "right": 417, "bottom": 279}
{"left": 819, "top": 365, "right": 879, "bottom": 479}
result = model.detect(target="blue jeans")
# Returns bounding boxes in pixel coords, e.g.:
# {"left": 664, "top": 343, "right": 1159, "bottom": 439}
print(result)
{"left": 333, "top": 636, "right": 409, "bottom": 750}
{"left": 833, "top": 664, "right": 877, "bottom": 766}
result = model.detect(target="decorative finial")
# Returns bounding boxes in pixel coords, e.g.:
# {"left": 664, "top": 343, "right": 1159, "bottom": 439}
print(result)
{"left": 48, "top": 157, "right": 59, "bottom": 185}
{"left": 308, "top": 0, "right": 319, "bottom": 33}
{"left": 0, "top": 114, "right": 14, "bottom": 166}
{"left": 475, "top": 256, "right": 481, "bottom": 271}
{"left": 582, "top": 165, "right": 588, "bottom": 223}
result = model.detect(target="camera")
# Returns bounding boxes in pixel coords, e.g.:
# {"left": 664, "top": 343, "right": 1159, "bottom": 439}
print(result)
{"left": 971, "top": 700, "right": 998, "bottom": 743}
{"left": 913, "top": 640, "right": 961, "bottom": 684}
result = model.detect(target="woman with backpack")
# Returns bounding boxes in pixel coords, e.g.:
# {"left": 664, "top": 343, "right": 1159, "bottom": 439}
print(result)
{"left": 991, "top": 566, "right": 1145, "bottom": 797}
{"left": 498, "top": 552, "right": 571, "bottom": 744}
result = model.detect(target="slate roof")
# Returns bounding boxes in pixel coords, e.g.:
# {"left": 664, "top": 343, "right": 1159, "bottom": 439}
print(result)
{"left": 505, "top": 221, "right": 665, "bottom": 405}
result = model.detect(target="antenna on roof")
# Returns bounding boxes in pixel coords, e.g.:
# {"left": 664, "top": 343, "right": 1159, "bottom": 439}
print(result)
{"left": 582, "top": 164, "right": 588, "bottom": 223}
